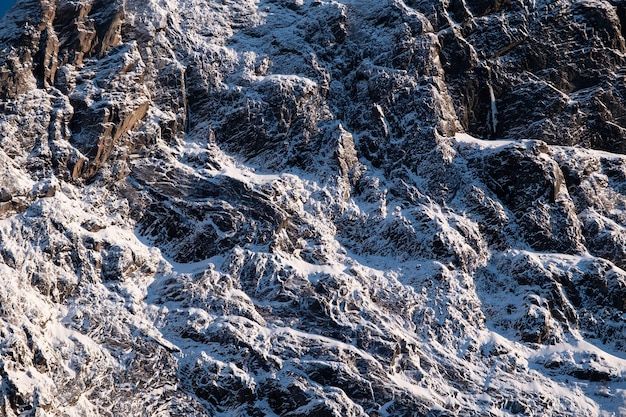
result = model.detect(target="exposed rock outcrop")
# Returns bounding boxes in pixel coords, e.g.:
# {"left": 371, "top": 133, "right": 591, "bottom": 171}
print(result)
{"left": 1, "top": 0, "right": 626, "bottom": 416}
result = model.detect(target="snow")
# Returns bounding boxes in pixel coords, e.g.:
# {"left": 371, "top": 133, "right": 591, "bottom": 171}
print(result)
{"left": 213, "top": 164, "right": 282, "bottom": 186}
{"left": 526, "top": 340, "right": 626, "bottom": 416}
{"left": 454, "top": 132, "right": 517, "bottom": 148}
{"left": 488, "top": 82, "right": 499, "bottom": 133}
{"left": 2, "top": 0, "right": 626, "bottom": 415}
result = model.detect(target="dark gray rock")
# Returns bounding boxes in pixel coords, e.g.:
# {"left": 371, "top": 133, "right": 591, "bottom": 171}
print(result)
{"left": 2, "top": 0, "right": 626, "bottom": 416}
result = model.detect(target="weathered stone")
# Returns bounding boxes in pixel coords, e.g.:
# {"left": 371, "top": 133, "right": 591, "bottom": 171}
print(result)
{"left": 2, "top": 0, "right": 626, "bottom": 416}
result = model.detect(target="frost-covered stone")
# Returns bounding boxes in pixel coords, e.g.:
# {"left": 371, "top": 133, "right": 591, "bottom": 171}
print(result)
{"left": 1, "top": 0, "right": 626, "bottom": 416}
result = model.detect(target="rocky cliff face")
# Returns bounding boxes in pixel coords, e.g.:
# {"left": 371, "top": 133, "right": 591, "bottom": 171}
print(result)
{"left": 1, "top": 0, "right": 626, "bottom": 416}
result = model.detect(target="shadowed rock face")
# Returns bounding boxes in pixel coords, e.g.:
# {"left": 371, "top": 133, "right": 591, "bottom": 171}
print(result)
{"left": 1, "top": 0, "right": 626, "bottom": 416}
{"left": 432, "top": 0, "right": 626, "bottom": 149}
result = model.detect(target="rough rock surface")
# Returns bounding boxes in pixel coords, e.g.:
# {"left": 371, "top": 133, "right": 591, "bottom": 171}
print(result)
{"left": 1, "top": 0, "right": 626, "bottom": 416}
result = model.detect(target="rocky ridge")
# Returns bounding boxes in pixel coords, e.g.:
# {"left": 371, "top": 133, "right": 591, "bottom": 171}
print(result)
{"left": 1, "top": 0, "right": 626, "bottom": 416}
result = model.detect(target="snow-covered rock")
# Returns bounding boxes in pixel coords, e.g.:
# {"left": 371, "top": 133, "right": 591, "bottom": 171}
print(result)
{"left": 1, "top": 0, "right": 626, "bottom": 416}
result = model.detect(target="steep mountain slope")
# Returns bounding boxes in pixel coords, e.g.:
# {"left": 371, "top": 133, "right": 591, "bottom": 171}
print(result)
{"left": 1, "top": 0, "right": 626, "bottom": 416}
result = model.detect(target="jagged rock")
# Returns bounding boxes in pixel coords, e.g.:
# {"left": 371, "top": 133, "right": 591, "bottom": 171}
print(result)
{"left": 476, "top": 141, "right": 584, "bottom": 253}
{"left": 2, "top": 0, "right": 626, "bottom": 416}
